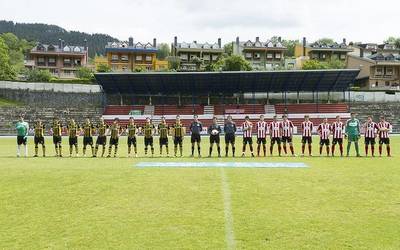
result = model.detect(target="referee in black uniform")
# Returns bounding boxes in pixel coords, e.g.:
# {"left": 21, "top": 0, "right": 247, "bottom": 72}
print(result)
{"left": 224, "top": 115, "right": 237, "bottom": 157}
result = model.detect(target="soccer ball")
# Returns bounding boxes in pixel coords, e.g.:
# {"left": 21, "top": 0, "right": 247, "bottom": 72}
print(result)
{"left": 211, "top": 129, "right": 219, "bottom": 135}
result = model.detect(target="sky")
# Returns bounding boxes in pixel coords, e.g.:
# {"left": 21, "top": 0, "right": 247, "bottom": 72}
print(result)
{"left": 0, "top": 0, "right": 398, "bottom": 44}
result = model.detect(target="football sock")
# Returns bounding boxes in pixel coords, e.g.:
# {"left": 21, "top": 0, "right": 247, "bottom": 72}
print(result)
{"left": 24, "top": 145, "right": 28, "bottom": 156}
{"left": 191, "top": 146, "right": 194, "bottom": 155}
{"left": 339, "top": 144, "right": 343, "bottom": 155}
{"left": 166, "top": 146, "right": 169, "bottom": 155}
{"left": 42, "top": 145, "right": 46, "bottom": 156}
{"left": 319, "top": 146, "right": 323, "bottom": 155}
{"left": 308, "top": 145, "right": 312, "bottom": 155}
{"left": 283, "top": 145, "right": 287, "bottom": 154}
{"left": 70, "top": 146, "right": 73, "bottom": 155}
{"left": 379, "top": 145, "right": 382, "bottom": 155}
{"left": 197, "top": 146, "right": 201, "bottom": 155}
{"left": 355, "top": 142, "right": 360, "bottom": 155}
{"left": 270, "top": 145, "right": 273, "bottom": 155}
{"left": 371, "top": 145, "right": 375, "bottom": 156}
{"left": 262, "top": 145, "right": 266, "bottom": 156}
{"left": 326, "top": 146, "right": 329, "bottom": 156}
{"left": 290, "top": 145, "right": 294, "bottom": 155}
{"left": 347, "top": 142, "right": 351, "bottom": 155}
{"left": 257, "top": 145, "right": 260, "bottom": 156}
{"left": 225, "top": 146, "right": 229, "bottom": 156}
{"left": 209, "top": 146, "right": 212, "bottom": 156}
{"left": 35, "top": 145, "right": 39, "bottom": 155}
{"left": 387, "top": 145, "right": 391, "bottom": 156}
{"left": 365, "top": 145, "right": 368, "bottom": 155}
{"left": 301, "top": 144, "right": 305, "bottom": 154}
{"left": 278, "top": 145, "right": 281, "bottom": 155}
{"left": 332, "top": 145, "right": 335, "bottom": 155}
{"left": 217, "top": 146, "right": 221, "bottom": 156}
{"left": 232, "top": 146, "right": 235, "bottom": 156}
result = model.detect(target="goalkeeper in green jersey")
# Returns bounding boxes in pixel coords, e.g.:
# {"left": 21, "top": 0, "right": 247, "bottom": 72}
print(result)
{"left": 345, "top": 112, "right": 361, "bottom": 157}
{"left": 15, "top": 116, "right": 29, "bottom": 157}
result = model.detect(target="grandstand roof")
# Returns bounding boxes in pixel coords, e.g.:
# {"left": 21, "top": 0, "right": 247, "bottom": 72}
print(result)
{"left": 95, "top": 70, "right": 360, "bottom": 94}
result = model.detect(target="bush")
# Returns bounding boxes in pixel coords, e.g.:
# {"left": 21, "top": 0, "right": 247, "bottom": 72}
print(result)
{"left": 96, "top": 64, "right": 111, "bottom": 72}
{"left": 25, "top": 69, "right": 52, "bottom": 82}
{"left": 75, "top": 67, "right": 95, "bottom": 81}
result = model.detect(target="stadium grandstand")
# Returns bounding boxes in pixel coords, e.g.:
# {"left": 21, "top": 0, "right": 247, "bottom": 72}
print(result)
{"left": 96, "top": 70, "right": 361, "bottom": 134}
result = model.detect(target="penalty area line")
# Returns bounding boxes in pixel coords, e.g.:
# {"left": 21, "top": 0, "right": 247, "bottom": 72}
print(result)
{"left": 220, "top": 167, "right": 236, "bottom": 250}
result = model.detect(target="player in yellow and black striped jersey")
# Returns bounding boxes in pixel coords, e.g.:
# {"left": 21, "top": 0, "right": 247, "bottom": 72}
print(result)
{"left": 52, "top": 117, "right": 63, "bottom": 157}
{"left": 173, "top": 115, "right": 185, "bottom": 157}
{"left": 95, "top": 118, "right": 108, "bottom": 157}
{"left": 143, "top": 117, "right": 155, "bottom": 156}
{"left": 33, "top": 119, "right": 46, "bottom": 157}
{"left": 157, "top": 116, "right": 169, "bottom": 156}
{"left": 107, "top": 118, "right": 121, "bottom": 157}
{"left": 82, "top": 118, "right": 95, "bottom": 157}
{"left": 66, "top": 119, "right": 80, "bottom": 157}
{"left": 126, "top": 117, "right": 137, "bottom": 157}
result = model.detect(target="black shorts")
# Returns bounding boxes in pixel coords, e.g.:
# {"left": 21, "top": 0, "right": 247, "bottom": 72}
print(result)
{"left": 271, "top": 137, "right": 281, "bottom": 145}
{"left": 53, "top": 136, "right": 62, "bottom": 144}
{"left": 69, "top": 137, "right": 78, "bottom": 146}
{"left": 320, "top": 139, "right": 330, "bottom": 146}
{"left": 34, "top": 136, "right": 45, "bottom": 145}
{"left": 191, "top": 134, "right": 201, "bottom": 143}
{"left": 379, "top": 138, "right": 390, "bottom": 145}
{"left": 144, "top": 137, "right": 153, "bottom": 146}
{"left": 302, "top": 136, "right": 312, "bottom": 144}
{"left": 109, "top": 138, "right": 119, "bottom": 146}
{"left": 128, "top": 136, "right": 137, "bottom": 146}
{"left": 210, "top": 135, "right": 220, "bottom": 144}
{"left": 332, "top": 138, "right": 343, "bottom": 145}
{"left": 225, "top": 134, "right": 235, "bottom": 144}
{"left": 257, "top": 137, "right": 267, "bottom": 145}
{"left": 17, "top": 136, "right": 27, "bottom": 145}
{"left": 364, "top": 137, "right": 376, "bottom": 145}
{"left": 83, "top": 137, "right": 93, "bottom": 146}
{"left": 281, "top": 136, "right": 292, "bottom": 143}
{"left": 243, "top": 137, "right": 253, "bottom": 145}
{"left": 174, "top": 136, "right": 183, "bottom": 145}
{"left": 96, "top": 136, "right": 106, "bottom": 146}
{"left": 159, "top": 137, "right": 168, "bottom": 146}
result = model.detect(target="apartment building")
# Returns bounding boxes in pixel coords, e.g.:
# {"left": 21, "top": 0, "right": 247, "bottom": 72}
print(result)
{"left": 25, "top": 39, "right": 89, "bottom": 78}
{"left": 105, "top": 37, "right": 157, "bottom": 71}
{"left": 295, "top": 38, "right": 353, "bottom": 61}
{"left": 233, "top": 36, "right": 287, "bottom": 70}
{"left": 171, "top": 36, "right": 224, "bottom": 71}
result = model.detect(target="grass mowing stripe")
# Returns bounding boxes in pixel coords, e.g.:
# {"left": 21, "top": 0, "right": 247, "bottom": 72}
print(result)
{"left": 220, "top": 167, "right": 236, "bottom": 250}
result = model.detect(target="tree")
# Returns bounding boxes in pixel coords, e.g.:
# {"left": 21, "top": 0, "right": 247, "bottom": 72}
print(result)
{"left": 302, "top": 60, "right": 327, "bottom": 70}
{"left": 191, "top": 57, "right": 203, "bottom": 71}
{"left": 222, "top": 55, "right": 252, "bottom": 71}
{"left": 75, "top": 67, "right": 95, "bottom": 80}
{"left": 384, "top": 37, "right": 400, "bottom": 49}
{"left": 25, "top": 69, "right": 52, "bottom": 82}
{"left": 96, "top": 64, "right": 112, "bottom": 72}
{"left": 316, "top": 38, "right": 335, "bottom": 45}
{"left": 133, "top": 66, "right": 146, "bottom": 72}
{"left": 282, "top": 39, "right": 300, "bottom": 57}
{"left": 223, "top": 43, "right": 233, "bottom": 56}
{"left": 0, "top": 33, "right": 33, "bottom": 74}
{"left": 167, "top": 56, "right": 181, "bottom": 71}
{"left": 156, "top": 43, "right": 170, "bottom": 59}
{"left": 0, "top": 37, "right": 16, "bottom": 80}
{"left": 326, "top": 59, "right": 345, "bottom": 69}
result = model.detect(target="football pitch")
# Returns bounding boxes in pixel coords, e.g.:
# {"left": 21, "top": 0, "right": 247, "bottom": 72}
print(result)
{"left": 0, "top": 136, "right": 399, "bottom": 249}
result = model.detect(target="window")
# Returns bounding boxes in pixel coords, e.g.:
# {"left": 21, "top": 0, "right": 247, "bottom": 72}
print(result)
{"left": 121, "top": 43, "right": 128, "bottom": 48}
{"left": 135, "top": 55, "right": 142, "bottom": 61}
{"left": 145, "top": 55, "right": 152, "bottom": 61}
{"left": 385, "top": 81, "right": 390, "bottom": 86}
{"left": 203, "top": 54, "right": 210, "bottom": 60}
{"left": 63, "top": 58, "right": 71, "bottom": 65}
{"left": 254, "top": 41, "right": 262, "bottom": 47}
{"left": 38, "top": 57, "right": 45, "bottom": 63}
{"left": 254, "top": 53, "right": 261, "bottom": 59}
{"left": 212, "top": 54, "right": 218, "bottom": 61}
{"left": 267, "top": 53, "right": 273, "bottom": 59}
{"left": 135, "top": 43, "right": 143, "bottom": 49}
{"left": 48, "top": 45, "right": 55, "bottom": 51}
{"left": 376, "top": 67, "right": 383, "bottom": 75}
{"left": 203, "top": 43, "right": 210, "bottom": 49}
{"left": 245, "top": 53, "right": 252, "bottom": 59}
{"left": 386, "top": 67, "right": 393, "bottom": 75}
{"left": 121, "top": 55, "right": 129, "bottom": 61}
{"left": 321, "top": 54, "right": 326, "bottom": 59}
{"left": 111, "top": 54, "right": 119, "bottom": 61}
{"left": 63, "top": 46, "right": 71, "bottom": 52}
{"left": 73, "top": 47, "right": 81, "bottom": 52}
{"left": 180, "top": 54, "right": 188, "bottom": 60}
{"left": 181, "top": 42, "right": 188, "bottom": 48}
{"left": 275, "top": 53, "right": 281, "bottom": 59}
{"left": 74, "top": 59, "right": 81, "bottom": 66}
{"left": 48, "top": 58, "right": 56, "bottom": 64}
{"left": 340, "top": 54, "right": 346, "bottom": 60}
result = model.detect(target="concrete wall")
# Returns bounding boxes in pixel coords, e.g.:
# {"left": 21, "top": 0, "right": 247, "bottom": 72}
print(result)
{"left": 0, "top": 81, "right": 101, "bottom": 93}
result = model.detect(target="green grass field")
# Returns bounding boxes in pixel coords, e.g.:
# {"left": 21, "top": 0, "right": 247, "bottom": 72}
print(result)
{"left": 0, "top": 136, "right": 399, "bottom": 249}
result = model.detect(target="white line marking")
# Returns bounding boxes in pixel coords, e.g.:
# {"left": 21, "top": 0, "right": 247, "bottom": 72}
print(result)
{"left": 220, "top": 167, "right": 236, "bottom": 250}
{"left": 136, "top": 162, "right": 308, "bottom": 168}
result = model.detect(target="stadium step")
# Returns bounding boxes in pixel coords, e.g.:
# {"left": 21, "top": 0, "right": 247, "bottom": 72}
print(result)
{"left": 204, "top": 105, "right": 214, "bottom": 115}
{"left": 265, "top": 104, "right": 275, "bottom": 114}
{"left": 144, "top": 105, "right": 155, "bottom": 116}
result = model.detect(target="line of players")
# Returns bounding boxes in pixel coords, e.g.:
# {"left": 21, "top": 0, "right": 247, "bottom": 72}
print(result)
{"left": 21, "top": 113, "right": 392, "bottom": 158}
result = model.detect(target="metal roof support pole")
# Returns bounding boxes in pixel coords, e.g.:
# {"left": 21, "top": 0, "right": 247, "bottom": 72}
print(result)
{"left": 327, "top": 91, "right": 331, "bottom": 104}
{"left": 312, "top": 91, "right": 315, "bottom": 103}
{"left": 297, "top": 91, "right": 300, "bottom": 104}
{"left": 178, "top": 93, "right": 181, "bottom": 106}
{"left": 207, "top": 93, "right": 210, "bottom": 106}
{"left": 343, "top": 91, "right": 346, "bottom": 103}
{"left": 252, "top": 91, "right": 256, "bottom": 113}
{"left": 149, "top": 95, "right": 152, "bottom": 106}
{"left": 119, "top": 92, "right": 123, "bottom": 106}
{"left": 316, "top": 91, "right": 319, "bottom": 113}
{"left": 284, "top": 91, "right": 287, "bottom": 107}
{"left": 266, "top": 91, "right": 269, "bottom": 105}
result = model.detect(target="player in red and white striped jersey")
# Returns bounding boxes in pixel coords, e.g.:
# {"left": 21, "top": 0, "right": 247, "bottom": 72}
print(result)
{"left": 317, "top": 118, "right": 331, "bottom": 156}
{"left": 331, "top": 115, "right": 345, "bottom": 157}
{"left": 281, "top": 115, "right": 295, "bottom": 156}
{"left": 269, "top": 115, "right": 282, "bottom": 156}
{"left": 242, "top": 116, "right": 255, "bottom": 157}
{"left": 363, "top": 116, "right": 378, "bottom": 157}
{"left": 377, "top": 116, "right": 391, "bottom": 157}
{"left": 301, "top": 115, "right": 314, "bottom": 156}
{"left": 256, "top": 115, "right": 267, "bottom": 157}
